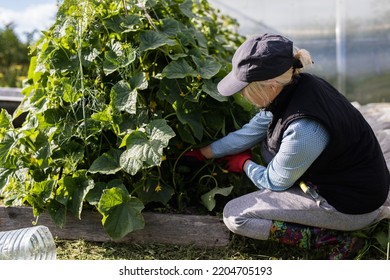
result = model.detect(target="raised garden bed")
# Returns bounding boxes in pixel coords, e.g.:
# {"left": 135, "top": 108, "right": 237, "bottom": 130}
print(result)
{"left": 0, "top": 206, "right": 230, "bottom": 247}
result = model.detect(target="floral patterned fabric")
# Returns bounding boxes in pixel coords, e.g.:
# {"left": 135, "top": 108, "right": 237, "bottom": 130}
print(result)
{"left": 269, "top": 220, "right": 366, "bottom": 259}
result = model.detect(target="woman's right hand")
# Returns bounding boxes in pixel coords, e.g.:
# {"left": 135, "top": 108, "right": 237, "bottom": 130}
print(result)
{"left": 183, "top": 149, "right": 206, "bottom": 161}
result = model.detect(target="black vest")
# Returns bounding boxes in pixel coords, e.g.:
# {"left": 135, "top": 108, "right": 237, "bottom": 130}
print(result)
{"left": 264, "top": 73, "right": 389, "bottom": 214}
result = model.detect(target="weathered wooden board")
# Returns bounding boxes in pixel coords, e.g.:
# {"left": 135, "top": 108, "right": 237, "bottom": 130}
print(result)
{"left": 0, "top": 206, "right": 230, "bottom": 247}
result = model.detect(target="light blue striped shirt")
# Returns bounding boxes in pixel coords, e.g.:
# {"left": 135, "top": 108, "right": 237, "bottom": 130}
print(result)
{"left": 210, "top": 110, "right": 330, "bottom": 191}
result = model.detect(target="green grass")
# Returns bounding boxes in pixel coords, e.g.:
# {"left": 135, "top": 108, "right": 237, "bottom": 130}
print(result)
{"left": 55, "top": 233, "right": 387, "bottom": 260}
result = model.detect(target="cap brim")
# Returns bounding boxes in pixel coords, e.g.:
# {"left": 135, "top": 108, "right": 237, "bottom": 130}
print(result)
{"left": 217, "top": 72, "right": 249, "bottom": 96}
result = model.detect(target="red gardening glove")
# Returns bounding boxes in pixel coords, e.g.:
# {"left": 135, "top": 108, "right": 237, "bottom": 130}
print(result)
{"left": 218, "top": 150, "right": 252, "bottom": 173}
{"left": 177, "top": 149, "right": 207, "bottom": 173}
{"left": 183, "top": 149, "right": 206, "bottom": 161}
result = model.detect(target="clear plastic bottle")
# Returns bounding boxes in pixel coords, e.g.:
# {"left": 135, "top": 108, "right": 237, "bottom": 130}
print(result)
{"left": 0, "top": 225, "right": 56, "bottom": 260}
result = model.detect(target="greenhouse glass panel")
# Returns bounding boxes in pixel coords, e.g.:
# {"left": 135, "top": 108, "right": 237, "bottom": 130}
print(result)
{"left": 210, "top": 0, "right": 390, "bottom": 104}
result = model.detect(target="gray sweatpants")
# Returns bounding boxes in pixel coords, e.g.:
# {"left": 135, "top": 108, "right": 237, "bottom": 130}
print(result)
{"left": 223, "top": 185, "right": 390, "bottom": 240}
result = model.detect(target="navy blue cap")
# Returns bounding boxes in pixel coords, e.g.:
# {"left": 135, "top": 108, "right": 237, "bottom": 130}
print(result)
{"left": 217, "top": 34, "right": 294, "bottom": 96}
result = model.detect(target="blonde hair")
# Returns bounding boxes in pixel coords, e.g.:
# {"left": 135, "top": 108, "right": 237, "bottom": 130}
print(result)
{"left": 242, "top": 48, "right": 312, "bottom": 108}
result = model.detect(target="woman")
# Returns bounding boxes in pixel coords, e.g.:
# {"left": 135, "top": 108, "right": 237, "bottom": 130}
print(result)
{"left": 185, "top": 34, "right": 390, "bottom": 259}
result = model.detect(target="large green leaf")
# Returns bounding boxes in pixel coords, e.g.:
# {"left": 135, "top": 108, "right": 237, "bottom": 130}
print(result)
{"left": 160, "top": 18, "right": 181, "bottom": 36}
{"left": 179, "top": 0, "right": 196, "bottom": 18}
{"left": 176, "top": 123, "right": 196, "bottom": 144}
{"left": 102, "top": 200, "right": 145, "bottom": 240}
{"left": 98, "top": 186, "right": 126, "bottom": 212}
{"left": 81, "top": 47, "right": 100, "bottom": 67}
{"left": 86, "top": 179, "right": 127, "bottom": 206}
{"left": 119, "top": 132, "right": 148, "bottom": 176}
{"left": 192, "top": 56, "right": 221, "bottom": 79}
{"left": 202, "top": 80, "right": 228, "bottom": 102}
{"left": 201, "top": 185, "right": 234, "bottom": 211}
{"left": 103, "top": 41, "right": 136, "bottom": 75}
{"left": 174, "top": 101, "right": 203, "bottom": 140}
{"left": 63, "top": 82, "right": 82, "bottom": 104}
{"left": 129, "top": 72, "right": 148, "bottom": 90}
{"left": 91, "top": 105, "right": 120, "bottom": 135}
{"left": 162, "top": 58, "right": 197, "bottom": 79}
{"left": 89, "top": 149, "right": 122, "bottom": 175}
{"left": 103, "top": 52, "right": 119, "bottom": 75}
{"left": 120, "top": 15, "right": 141, "bottom": 33}
{"left": 111, "top": 80, "right": 137, "bottom": 114}
{"left": 31, "top": 179, "right": 55, "bottom": 202}
{"left": 0, "top": 131, "right": 16, "bottom": 164}
{"left": 0, "top": 168, "right": 13, "bottom": 191}
{"left": 147, "top": 119, "right": 176, "bottom": 146}
{"left": 85, "top": 181, "right": 107, "bottom": 206}
{"left": 24, "top": 179, "right": 56, "bottom": 216}
{"left": 139, "top": 30, "right": 177, "bottom": 52}
{"left": 134, "top": 178, "right": 174, "bottom": 206}
{"left": 42, "top": 108, "right": 65, "bottom": 125}
{"left": 59, "top": 140, "right": 85, "bottom": 172}
{"left": 98, "top": 187, "right": 145, "bottom": 240}
{"left": 26, "top": 88, "right": 48, "bottom": 113}
{"left": 0, "top": 109, "right": 12, "bottom": 131}
{"left": 48, "top": 200, "right": 67, "bottom": 228}
{"left": 33, "top": 132, "right": 52, "bottom": 166}
{"left": 156, "top": 78, "right": 183, "bottom": 105}
{"left": 50, "top": 47, "right": 79, "bottom": 73}
{"left": 120, "top": 120, "right": 175, "bottom": 175}
{"left": 56, "top": 171, "right": 94, "bottom": 219}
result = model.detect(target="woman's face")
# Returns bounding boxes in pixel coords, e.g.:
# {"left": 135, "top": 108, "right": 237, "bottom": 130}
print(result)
{"left": 242, "top": 82, "right": 283, "bottom": 108}
{"left": 264, "top": 84, "right": 283, "bottom": 107}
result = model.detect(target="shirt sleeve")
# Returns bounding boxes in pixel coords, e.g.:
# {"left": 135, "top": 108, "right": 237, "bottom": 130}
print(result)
{"left": 210, "top": 110, "right": 273, "bottom": 158}
{"left": 244, "top": 118, "right": 330, "bottom": 191}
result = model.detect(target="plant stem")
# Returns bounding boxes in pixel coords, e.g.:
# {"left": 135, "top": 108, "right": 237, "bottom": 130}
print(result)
{"left": 122, "top": 0, "right": 128, "bottom": 15}
{"left": 172, "top": 146, "right": 193, "bottom": 190}
{"left": 77, "top": 32, "right": 87, "bottom": 141}
{"left": 198, "top": 174, "right": 218, "bottom": 189}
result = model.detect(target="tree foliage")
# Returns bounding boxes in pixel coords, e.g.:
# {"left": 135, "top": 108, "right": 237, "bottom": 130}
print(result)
{"left": 0, "top": 0, "right": 252, "bottom": 239}
{"left": 0, "top": 24, "right": 31, "bottom": 87}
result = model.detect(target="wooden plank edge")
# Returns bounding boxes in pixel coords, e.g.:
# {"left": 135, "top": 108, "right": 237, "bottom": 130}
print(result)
{"left": 0, "top": 206, "right": 230, "bottom": 247}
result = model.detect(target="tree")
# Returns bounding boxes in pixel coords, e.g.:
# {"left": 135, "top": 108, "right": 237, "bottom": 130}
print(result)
{"left": 0, "top": 24, "right": 31, "bottom": 87}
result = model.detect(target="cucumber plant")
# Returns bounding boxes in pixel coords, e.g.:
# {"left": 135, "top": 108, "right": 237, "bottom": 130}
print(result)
{"left": 0, "top": 0, "right": 252, "bottom": 239}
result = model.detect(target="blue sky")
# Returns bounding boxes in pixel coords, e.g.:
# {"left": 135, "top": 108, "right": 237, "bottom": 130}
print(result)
{"left": 0, "top": 0, "right": 58, "bottom": 41}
